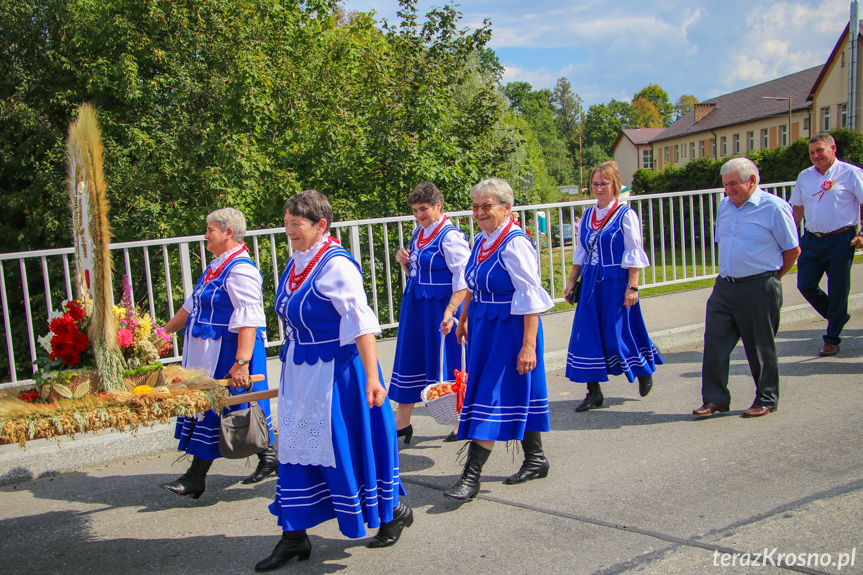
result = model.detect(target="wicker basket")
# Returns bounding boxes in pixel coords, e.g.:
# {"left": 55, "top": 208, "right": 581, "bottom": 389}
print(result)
{"left": 420, "top": 336, "right": 466, "bottom": 427}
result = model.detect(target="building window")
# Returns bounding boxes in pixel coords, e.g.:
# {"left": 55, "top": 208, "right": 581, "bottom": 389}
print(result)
{"left": 664, "top": 147, "right": 669, "bottom": 162}
{"left": 841, "top": 103, "right": 848, "bottom": 129}
{"left": 733, "top": 134, "right": 740, "bottom": 155}
{"left": 747, "top": 131, "right": 754, "bottom": 152}
{"left": 720, "top": 136, "right": 727, "bottom": 156}
{"left": 710, "top": 140, "right": 716, "bottom": 157}
{"left": 674, "top": 145, "right": 679, "bottom": 162}
{"left": 761, "top": 129, "right": 769, "bottom": 149}
{"left": 690, "top": 142, "right": 695, "bottom": 159}
{"left": 642, "top": 149, "right": 653, "bottom": 170}
{"left": 841, "top": 51, "right": 846, "bottom": 68}
{"left": 779, "top": 125, "right": 787, "bottom": 146}
{"left": 699, "top": 141, "right": 705, "bottom": 158}
{"left": 821, "top": 107, "right": 831, "bottom": 131}
{"left": 804, "top": 117, "right": 810, "bottom": 130}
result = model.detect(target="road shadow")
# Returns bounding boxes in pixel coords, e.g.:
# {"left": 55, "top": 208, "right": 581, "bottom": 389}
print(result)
{"left": 0, "top": 509, "right": 363, "bottom": 575}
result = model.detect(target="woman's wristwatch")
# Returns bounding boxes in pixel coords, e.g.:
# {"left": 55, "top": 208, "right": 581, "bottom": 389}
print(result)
{"left": 626, "top": 285, "right": 639, "bottom": 292}
{"left": 235, "top": 358, "right": 249, "bottom": 366}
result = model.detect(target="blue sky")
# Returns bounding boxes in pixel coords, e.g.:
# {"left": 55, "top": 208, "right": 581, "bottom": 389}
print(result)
{"left": 341, "top": 0, "right": 850, "bottom": 108}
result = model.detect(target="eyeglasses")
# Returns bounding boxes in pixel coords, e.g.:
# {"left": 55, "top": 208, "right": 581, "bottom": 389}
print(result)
{"left": 471, "top": 202, "right": 501, "bottom": 212}
{"left": 590, "top": 182, "right": 613, "bottom": 189}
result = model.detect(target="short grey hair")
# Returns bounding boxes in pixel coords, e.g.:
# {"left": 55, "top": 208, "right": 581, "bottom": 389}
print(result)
{"left": 470, "top": 178, "right": 515, "bottom": 207}
{"left": 810, "top": 133, "right": 835, "bottom": 146}
{"left": 721, "top": 157, "right": 760, "bottom": 186}
{"left": 206, "top": 208, "right": 247, "bottom": 242}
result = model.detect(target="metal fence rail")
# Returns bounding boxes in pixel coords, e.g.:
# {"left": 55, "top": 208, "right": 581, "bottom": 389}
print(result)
{"left": 1, "top": 183, "right": 799, "bottom": 387}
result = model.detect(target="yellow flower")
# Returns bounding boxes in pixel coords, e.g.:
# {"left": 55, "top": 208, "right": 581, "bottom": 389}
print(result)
{"left": 113, "top": 306, "right": 126, "bottom": 321}
{"left": 132, "top": 385, "right": 153, "bottom": 395}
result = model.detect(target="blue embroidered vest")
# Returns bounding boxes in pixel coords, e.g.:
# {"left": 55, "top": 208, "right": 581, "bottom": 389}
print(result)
{"left": 186, "top": 255, "right": 262, "bottom": 342}
{"left": 465, "top": 228, "right": 533, "bottom": 321}
{"left": 579, "top": 205, "right": 630, "bottom": 281}
{"left": 407, "top": 223, "right": 465, "bottom": 301}
{"left": 275, "top": 246, "right": 362, "bottom": 365}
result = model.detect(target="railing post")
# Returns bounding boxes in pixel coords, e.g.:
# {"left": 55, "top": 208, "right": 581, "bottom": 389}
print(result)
{"left": 348, "top": 223, "right": 362, "bottom": 265}
{"left": 179, "top": 243, "right": 194, "bottom": 300}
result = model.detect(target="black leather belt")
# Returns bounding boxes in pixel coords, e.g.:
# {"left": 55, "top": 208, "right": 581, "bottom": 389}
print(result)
{"left": 810, "top": 226, "right": 855, "bottom": 237}
{"left": 721, "top": 270, "right": 778, "bottom": 283}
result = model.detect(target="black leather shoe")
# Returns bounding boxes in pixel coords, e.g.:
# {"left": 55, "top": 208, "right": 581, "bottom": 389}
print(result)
{"left": 638, "top": 375, "right": 653, "bottom": 397}
{"left": 575, "top": 383, "right": 603, "bottom": 412}
{"left": 444, "top": 442, "right": 492, "bottom": 501}
{"left": 255, "top": 531, "right": 311, "bottom": 572}
{"left": 443, "top": 430, "right": 458, "bottom": 443}
{"left": 396, "top": 424, "right": 413, "bottom": 445}
{"left": 242, "top": 445, "right": 278, "bottom": 484}
{"left": 504, "top": 431, "right": 549, "bottom": 484}
{"left": 367, "top": 503, "right": 414, "bottom": 548}
{"left": 160, "top": 456, "right": 212, "bottom": 499}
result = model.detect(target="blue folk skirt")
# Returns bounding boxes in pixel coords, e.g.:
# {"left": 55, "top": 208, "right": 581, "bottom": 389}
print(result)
{"left": 269, "top": 352, "right": 406, "bottom": 538}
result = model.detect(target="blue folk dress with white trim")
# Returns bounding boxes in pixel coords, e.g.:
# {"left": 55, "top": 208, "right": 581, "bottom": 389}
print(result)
{"left": 173, "top": 251, "right": 273, "bottom": 461}
{"left": 390, "top": 219, "right": 469, "bottom": 403}
{"left": 457, "top": 224, "right": 553, "bottom": 442}
{"left": 270, "top": 240, "right": 405, "bottom": 538}
{"left": 565, "top": 205, "right": 663, "bottom": 383}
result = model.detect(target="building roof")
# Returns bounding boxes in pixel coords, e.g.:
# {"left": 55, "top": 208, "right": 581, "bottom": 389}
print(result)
{"left": 652, "top": 65, "right": 824, "bottom": 143}
{"left": 611, "top": 128, "right": 667, "bottom": 153}
{"left": 807, "top": 22, "right": 861, "bottom": 102}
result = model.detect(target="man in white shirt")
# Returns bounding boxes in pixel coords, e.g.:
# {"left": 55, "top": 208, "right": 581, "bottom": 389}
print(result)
{"left": 790, "top": 134, "right": 863, "bottom": 357}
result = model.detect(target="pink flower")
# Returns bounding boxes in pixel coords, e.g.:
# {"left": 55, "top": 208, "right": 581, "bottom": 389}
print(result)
{"left": 117, "top": 328, "right": 134, "bottom": 347}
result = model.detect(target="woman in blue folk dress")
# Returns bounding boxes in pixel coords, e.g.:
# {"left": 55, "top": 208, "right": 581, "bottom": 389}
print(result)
{"left": 255, "top": 191, "right": 411, "bottom": 572}
{"left": 391, "top": 182, "right": 470, "bottom": 443}
{"left": 563, "top": 161, "right": 663, "bottom": 412}
{"left": 161, "top": 208, "right": 275, "bottom": 499}
{"left": 441, "top": 178, "right": 554, "bottom": 502}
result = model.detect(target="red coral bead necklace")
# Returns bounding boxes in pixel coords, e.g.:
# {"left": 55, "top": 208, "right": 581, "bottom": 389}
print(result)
{"left": 204, "top": 244, "right": 248, "bottom": 284}
{"left": 477, "top": 220, "right": 514, "bottom": 263}
{"left": 590, "top": 198, "right": 619, "bottom": 230}
{"left": 288, "top": 237, "right": 335, "bottom": 291}
{"left": 416, "top": 216, "right": 449, "bottom": 249}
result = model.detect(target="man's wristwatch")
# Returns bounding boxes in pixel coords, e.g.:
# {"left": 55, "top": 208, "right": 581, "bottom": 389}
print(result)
{"left": 235, "top": 359, "right": 249, "bottom": 366}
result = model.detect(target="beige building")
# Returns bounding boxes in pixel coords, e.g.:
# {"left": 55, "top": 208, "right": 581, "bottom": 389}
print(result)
{"left": 613, "top": 19, "right": 863, "bottom": 183}
{"left": 611, "top": 129, "right": 666, "bottom": 186}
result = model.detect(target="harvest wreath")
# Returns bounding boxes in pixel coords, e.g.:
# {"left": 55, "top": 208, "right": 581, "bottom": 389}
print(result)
{"left": 0, "top": 365, "right": 230, "bottom": 448}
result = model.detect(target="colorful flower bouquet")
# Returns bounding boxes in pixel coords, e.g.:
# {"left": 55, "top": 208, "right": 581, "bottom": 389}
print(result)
{"left": 30, "top": 275, "right": 173, "bottom": 401}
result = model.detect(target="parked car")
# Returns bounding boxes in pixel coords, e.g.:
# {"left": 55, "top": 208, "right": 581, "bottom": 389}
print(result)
{"left": 551, "top": 224, "right": 576, "bottom": 247}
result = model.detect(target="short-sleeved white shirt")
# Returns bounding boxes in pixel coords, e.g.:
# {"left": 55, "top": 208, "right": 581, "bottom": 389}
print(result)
{"left": 790, "top": 159, "right": 863, "bottom": 233}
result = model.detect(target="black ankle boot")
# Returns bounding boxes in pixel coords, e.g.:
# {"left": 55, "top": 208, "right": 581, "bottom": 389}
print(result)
{"left": 575, "top": 382, "right": 603, "bottom": 412}
{"left": 160, "top": 456, "right": 213, "bottom": 499}
{"left": 504, "top": 431, "right": 550, "bottom": 484}
{"left": 638, "top": 375, "right": 653, "bottom": 397}
{"left": 242, "top": 445, "right": 278, "bottom": 484}
{"left": 396, "top": 424, "right": 413, "bottom": 444}
{"left": 367, "top": 502, "right": 414, "bottom": 548}
{"left": 255, "top": 530, "right": 311, "bottom": 572}
{"left": 444, "top": 442, "right": 491, "bottom": 501}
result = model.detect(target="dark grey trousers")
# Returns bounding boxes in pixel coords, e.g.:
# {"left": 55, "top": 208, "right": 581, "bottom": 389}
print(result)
{"left": 701, "top": 273, "right": 782, "bottom": 409}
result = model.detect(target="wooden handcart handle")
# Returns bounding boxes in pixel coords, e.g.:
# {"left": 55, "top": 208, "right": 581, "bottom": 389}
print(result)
{"left": 216, "top": 375, "right": 276, "bottom": 406}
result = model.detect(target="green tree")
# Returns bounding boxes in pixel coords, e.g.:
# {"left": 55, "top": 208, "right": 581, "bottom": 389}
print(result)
{"left": 502, "top": 81, "right": 534, "bottom": 114}
{"left": 634, "top": 84, "right": 673, "bottom": 127}
{"left": 631, "top": 97, "right": 663, "bottom": 128}
{"left": 583, "top": 99, "right": 634, "bottom": 156}
{"left": 551, "top": 77, "right": 583, "bottom": 182}
{"left": 673, "top": 94, "right": 699, "bottom": 122}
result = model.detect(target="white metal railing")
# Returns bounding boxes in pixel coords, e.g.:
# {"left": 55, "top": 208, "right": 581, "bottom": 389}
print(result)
{"left": 1, "top": 182, "right": 799, "bottom": 387}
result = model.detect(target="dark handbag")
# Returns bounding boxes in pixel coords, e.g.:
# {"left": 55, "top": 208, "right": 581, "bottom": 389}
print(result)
{"left": 219, "top": 401, "right": 269, "bottom": 459}
{"left": 567, "top": 204, "right": 620, "bottom": 305}
{"left": 567, "top": 275, "right": 583, "bottom": 304}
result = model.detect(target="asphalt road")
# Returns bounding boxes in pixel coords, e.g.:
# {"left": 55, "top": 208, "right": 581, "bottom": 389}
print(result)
{"left": 1, "top": 305, "right": 862, "bottom": 575}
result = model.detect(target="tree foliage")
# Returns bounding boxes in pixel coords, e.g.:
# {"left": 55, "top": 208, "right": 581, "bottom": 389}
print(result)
{"left": 673, "top": 94, "right": 699, "bottom": 122}
{"left": 0, "top": 0, "right": 524, "bottom": 251}
{"left": 633, "top": 83, "right": 673, "bottom": 127}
